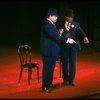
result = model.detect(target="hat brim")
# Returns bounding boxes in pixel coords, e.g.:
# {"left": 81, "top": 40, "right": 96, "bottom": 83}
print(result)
{"left": 49, "top": 13, "right": 58, "bottom": 17}
{"left": 65, "top": 14, "right": 75, "bottom": 17}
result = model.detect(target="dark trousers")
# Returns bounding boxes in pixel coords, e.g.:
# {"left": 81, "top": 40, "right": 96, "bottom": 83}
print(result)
{"left": 42, "top": 56, "right": 57, "bottom": 88}
{"left": 61, "top": 44, "right": 77, "bottom": 82}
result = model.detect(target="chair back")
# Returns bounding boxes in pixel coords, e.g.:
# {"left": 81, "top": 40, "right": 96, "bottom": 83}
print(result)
{"left": 18, "top": 45, "right": 32, "bottom": 67}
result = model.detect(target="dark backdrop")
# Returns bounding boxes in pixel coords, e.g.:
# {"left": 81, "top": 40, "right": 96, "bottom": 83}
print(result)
{"left": 0, "top": 1, "right": 100, "bottom": 50}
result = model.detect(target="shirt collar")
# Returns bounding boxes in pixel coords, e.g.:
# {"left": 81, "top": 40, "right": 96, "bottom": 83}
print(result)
{"left": 47, "top": 18, "right": 54, "bottom": 25}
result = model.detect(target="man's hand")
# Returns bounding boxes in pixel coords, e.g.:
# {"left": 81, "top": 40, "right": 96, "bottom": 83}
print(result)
{"left": 84, "top": 37, "right": 89, "bottom": 43}
{"left": 59, "top": 28, "right": 64, "bottom": 36}
{"left": 66, "top": 38, "right": 76, "bottom": 44}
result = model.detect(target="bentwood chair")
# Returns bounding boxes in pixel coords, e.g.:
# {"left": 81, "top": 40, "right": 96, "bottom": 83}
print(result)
{"left": 18, "top": 45, "right": 39, "bottom": 85}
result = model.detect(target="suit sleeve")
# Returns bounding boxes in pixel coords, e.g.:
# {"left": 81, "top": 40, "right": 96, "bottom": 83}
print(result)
{"left": 45, "top": 23, "right": 67, "bottom": 43}
{"left": 57, "top": 21, "right": 66, "bottom": 37}
{"left": 77, "top": 23, "right": 87, "bottom": 37}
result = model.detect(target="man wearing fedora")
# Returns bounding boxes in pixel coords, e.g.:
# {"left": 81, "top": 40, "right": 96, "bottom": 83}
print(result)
{"left": 58, "top": 9, "right": 89, "bottom": 86}
{"left": 40, "top": 8, "right": 76, "bottom": 93}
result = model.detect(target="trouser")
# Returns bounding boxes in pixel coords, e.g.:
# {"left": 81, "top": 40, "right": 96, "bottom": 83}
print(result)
{"left": 42, "top": 56, "right": 57, "bottom": 88}
{"left": 61, "top": 45, "right": 77, "bottom": 82}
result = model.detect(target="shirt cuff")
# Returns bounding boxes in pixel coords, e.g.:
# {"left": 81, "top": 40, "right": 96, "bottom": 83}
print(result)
{"left": 66, "top": 38, "right": 69, "bottom": 43}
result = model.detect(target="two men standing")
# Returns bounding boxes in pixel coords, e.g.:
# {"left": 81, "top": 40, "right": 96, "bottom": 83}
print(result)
{"left": 40, "top": 8, "right": 76, "bottom": 93}
{"left": 40, "top": 8, "right": 89, "bottom": 93}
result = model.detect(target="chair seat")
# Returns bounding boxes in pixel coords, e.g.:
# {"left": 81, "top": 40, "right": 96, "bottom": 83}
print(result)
{"left": 23, "top": 63, "right": 39, "bottom": 68}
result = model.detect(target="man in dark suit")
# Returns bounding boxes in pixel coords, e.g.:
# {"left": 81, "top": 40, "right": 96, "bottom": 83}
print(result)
{"left": 40, "top": 8, "right": 76, "bottom": 93}
{"left": 58, "top": 9, "right": 89, "bottom": 86}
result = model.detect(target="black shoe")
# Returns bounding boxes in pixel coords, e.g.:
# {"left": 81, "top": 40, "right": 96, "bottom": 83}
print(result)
{"left": 69, "top": 82, "right": 75, "bottom": 86}
{"left": 61, "top": 81, "right": 68, "bottom": 86}
{"left": 42, "top": 87, "right": 51, "bottom": 93}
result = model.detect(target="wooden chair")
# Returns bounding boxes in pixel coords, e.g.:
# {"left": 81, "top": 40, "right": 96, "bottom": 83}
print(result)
{"left": 18, "top": 45, "right": 39, "bottom": 85}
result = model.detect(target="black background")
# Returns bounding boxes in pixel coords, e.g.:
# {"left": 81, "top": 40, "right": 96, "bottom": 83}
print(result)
{"left": 0, "top": 0, "right": 100, "bottom": 50}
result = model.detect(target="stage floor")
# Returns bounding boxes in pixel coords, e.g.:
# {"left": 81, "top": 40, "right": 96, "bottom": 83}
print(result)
{"left": 0, "top": 46, "right": 100, "bottom": 99}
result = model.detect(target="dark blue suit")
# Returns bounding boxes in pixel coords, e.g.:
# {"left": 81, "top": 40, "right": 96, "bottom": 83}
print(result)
{"left": 40, "top": 19, "right": 67, "bottom": 89}
{"left": 58, "top": 21, "right": 87, "bottom": 83}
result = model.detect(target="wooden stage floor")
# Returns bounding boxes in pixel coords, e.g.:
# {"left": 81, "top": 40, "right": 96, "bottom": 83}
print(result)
{"left": 0, "top": 46, "right": 100, "bottom": 99}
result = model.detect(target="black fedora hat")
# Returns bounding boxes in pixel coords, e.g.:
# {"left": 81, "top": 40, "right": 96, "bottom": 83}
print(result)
{"left": 65, "top": 9, "right": 75, "bottom": 17}
{"left": 47, "top": 8, "right": 58, "bottom": 17}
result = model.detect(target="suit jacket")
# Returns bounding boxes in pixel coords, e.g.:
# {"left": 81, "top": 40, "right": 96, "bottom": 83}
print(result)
{"left": 58, "top": 21, "right": 87, "bottom": 52}
{"left": 40, "top": 19, "right": 67, "bottom": 57}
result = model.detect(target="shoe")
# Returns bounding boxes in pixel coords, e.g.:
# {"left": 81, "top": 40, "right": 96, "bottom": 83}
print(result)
{"left": 61, "top": 81, "right": 68, "bottom": 86}
{"left": 69, "top": 82, "right": 75, "bottom": 86}
{"left": 42, "top": 87, "right": 51, "bottom": 93}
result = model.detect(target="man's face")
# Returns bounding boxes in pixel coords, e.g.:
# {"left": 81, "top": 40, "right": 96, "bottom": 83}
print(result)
{"left": 50, "top": 15, "right": 58, "bottom": 23}
{"left": 65, "top": 16, "right": 73, "bottom": 23}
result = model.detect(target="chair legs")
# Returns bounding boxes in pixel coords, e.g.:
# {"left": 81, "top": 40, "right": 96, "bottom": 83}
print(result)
{"left": 18, "top": 68, "right": 23, "bottom": 83}
{"left": 28, "top": 68, "right": 32, "bottom": 85}
{"left": 28, "top": 67, "right": 39, "bottom": 85}
{"left": 18, "top": 67, "right": 39, "bottom": 85}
